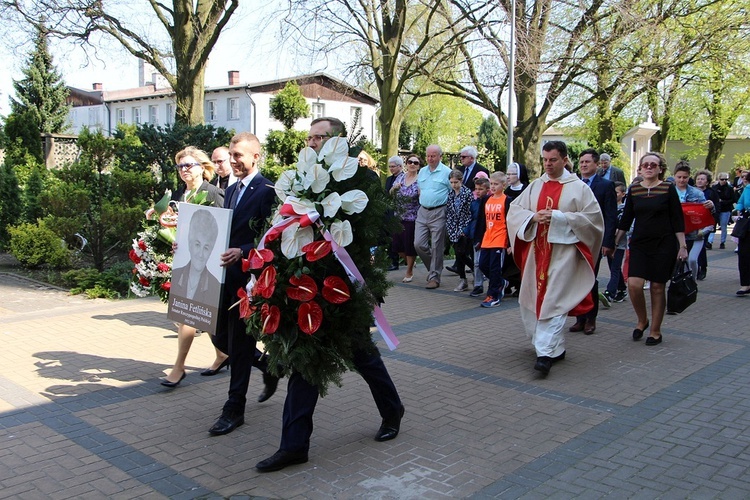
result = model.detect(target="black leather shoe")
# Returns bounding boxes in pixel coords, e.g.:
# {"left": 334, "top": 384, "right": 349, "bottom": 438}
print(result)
{"left": 160, "top": 371, "right": 186, "bottom": 388}
{"left": 445, "top": 265, "right": 459, "bottom": 274}
{"left": 208, "top": 412, "right": 244, "bottom": 435}
{"left": 569, "top": 322, "right": 585, "bottom": 332}
{"left": 387, "top": 264, "right": 399, "bottom": 271}
{"left": 375, "top": 405, "right": 405, "bottom": 442}
{"left": 551, "top": 351, "right": 565, "bottom": 363}
{"left": 534, "top": 357, "right": 552, "bottom": 376}
{"left": 633, "top": 320, "right": 649, "bottom": 341}
{"left": 258, "top": 373, "right": 279, "bottom": 403}
{"left": 255, "top": 450, "right": 308, "bottom": 473}
{"left": 645, "top": 335, "right": 662, "bottom": 346}
{"left": 200, "top": 358, "right": 230, "bottom": 376}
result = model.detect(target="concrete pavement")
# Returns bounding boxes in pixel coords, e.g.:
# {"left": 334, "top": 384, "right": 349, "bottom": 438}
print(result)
{"left": 0, "top": 243, "right": 748, "bottom": 499}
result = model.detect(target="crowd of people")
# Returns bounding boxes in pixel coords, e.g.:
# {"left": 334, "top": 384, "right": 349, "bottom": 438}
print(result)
{"left": 160, "top": 124, "right": 749, "bottom": 472}
{"left": 384, "top": 141, "right": 749, "bottom": 373}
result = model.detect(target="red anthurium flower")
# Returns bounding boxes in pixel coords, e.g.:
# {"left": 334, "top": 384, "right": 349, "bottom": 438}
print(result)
{"left": 286, "top": 274, "right": 318, "bottom": 302}
{"left": 138, "top": 240, "right": 147, "bottom": 251}
{"left": 160, "top": 281, "right": 171, "bottom": 291}
{"left": 157, "top": 262, "right": 170, "bottom": 272}
{"left": 254, "top": 266, "right": 277, "bottom": 298}
{"left": 261, "top": 303, "right": 280, "bottom": 334}
{"left": 236, "top": 288, "right": 255, "bottom": 319}
{"left": 129, "top": 249, "right": 141, "bottom": 264}
{"left": 138, "top": 276, "right": 150, "bottom": 286}
{"left": 301, "top": 240, "right": 331, "bottom": 262}
{"left": 298, "top": 300, "right": 323, "bottom": 335}
{"left": 322, "top": 276, "right": 351, "bottom": 304}
{"left": 242, "top": 248, "right": 274, "bottom": 271}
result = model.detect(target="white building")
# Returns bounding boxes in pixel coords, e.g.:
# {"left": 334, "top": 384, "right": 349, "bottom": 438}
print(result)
{"left": 66, "top": 71, "right": 380, "bottom": 144}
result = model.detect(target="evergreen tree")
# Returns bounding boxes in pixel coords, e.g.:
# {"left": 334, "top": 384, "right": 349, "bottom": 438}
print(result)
{"left": 10, "top": 23, "right": 70, "bottom": 135}
{"left": 23, "top": 164, "right": 47, "bottom": 223}
{"left": 0, "top": 163, "right": 24, "bottom": 249}
{"left": 265, "top": 82, "right": 309, "bottom": 166}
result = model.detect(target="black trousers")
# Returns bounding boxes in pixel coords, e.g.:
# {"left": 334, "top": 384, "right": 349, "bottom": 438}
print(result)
{"left": 578, "top": 251, "right": 603, "bottom": 323}
{"left": 739, "top": 236, "right": 750, "bottom": 287}
{"left": 279, "top": 347, "right": 402, "bottom": 453}
{"left": 212, "top": 290, "right": 269, "bottom": 415}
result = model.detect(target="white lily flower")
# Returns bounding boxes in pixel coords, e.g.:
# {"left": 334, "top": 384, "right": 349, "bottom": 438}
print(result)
{"left": 281, "top": 222, "right": 314, "bottom": 258}
{"left": 275, "top": 170, "right": 298, "bottom": 201}
{"left": 340, "top": 189, "right": 369, "bottom": 214}
{"left": 329, "top": 156, "right": 359, "bottom": 182}
{"left": 318, "top": 135, "right": 349, "bottom": 165}
{"left": 330, "top": 220, "right": 353, "bottom": 247}
{"left": 285, "top": 196, "right": 317, "bottom": 216}
{"left": 297, "top": 147, "right": 318, "bottom": 172}
{"left": 304, "top": 163, "right": 330, "bottom": 193}
{"left": 320, "top": 192, "right": 342, "bottom": 218}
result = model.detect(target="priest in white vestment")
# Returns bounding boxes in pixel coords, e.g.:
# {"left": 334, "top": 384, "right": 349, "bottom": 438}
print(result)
{"left": 507, "top": 141, "right": 604, "bottom": 376}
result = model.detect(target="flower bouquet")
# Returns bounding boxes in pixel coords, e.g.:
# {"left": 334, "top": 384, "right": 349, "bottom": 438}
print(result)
{"left": 129, "top": 192, "right": 177, "bottom": 302}
{"left": 129, "top": 188, "right": 215, "bottom": 302}
{"left": 240, "top": 138, "right": 399, "bottom": 395}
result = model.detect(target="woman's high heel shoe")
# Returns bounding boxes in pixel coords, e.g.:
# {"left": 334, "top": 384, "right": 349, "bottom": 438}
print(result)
{"left": 160, "top": 371, "right": 186, "bottom": 388}
{"left": 633, "top": 320, "right": 649, "bottom": 341}
{"left": 200, "top": 358, "right": 230, "bottom": 376}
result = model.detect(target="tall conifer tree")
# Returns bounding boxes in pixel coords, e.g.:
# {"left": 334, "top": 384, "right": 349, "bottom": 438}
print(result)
{"left": 10, "top": 23, "right": 69, "bottom": 135}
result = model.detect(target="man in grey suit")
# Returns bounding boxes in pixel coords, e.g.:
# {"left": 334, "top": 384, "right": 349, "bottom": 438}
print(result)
{"left": 597, "top": 153, "right": 626, "bottom": 184}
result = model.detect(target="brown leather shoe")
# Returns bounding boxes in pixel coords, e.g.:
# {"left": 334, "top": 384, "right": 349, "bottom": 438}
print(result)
{"left": 584, "top": 319, "right": 596, "bottom": 335}
{"left": 425, "top": 280, "right": 439, "bottom": 289}
{"left": 569, "top": 321, "right": 585, "bottom": 332}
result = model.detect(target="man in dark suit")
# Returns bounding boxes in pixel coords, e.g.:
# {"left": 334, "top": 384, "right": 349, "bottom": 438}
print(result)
{"left": 210, "top": 146, "right": 236, "bottom": 194}
{"left": 570, "top": 149, "right": 617, "bottom": 335}
{"left": 255, "top": 117, "right": 404, "bottom": 473}
{"left": 596, "top": 153, "right": 626, "bottom": 184}
{"left": 458, "top": 146, "right": 490, "bottom": 192}
{"left": 208, "top": 132, "right": 279, "bottom": 436}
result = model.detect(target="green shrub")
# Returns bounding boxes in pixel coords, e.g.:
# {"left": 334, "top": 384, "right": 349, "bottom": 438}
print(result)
{"left": 8, "top": 221, "right": 71, "bottom": 268}
{"left": 63, "top": 260, "right": 132, "bottom": 298}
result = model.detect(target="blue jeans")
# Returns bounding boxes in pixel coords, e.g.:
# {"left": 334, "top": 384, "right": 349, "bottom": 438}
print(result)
{"left": 606, "top": 248, "right": 626, "bottom": 297}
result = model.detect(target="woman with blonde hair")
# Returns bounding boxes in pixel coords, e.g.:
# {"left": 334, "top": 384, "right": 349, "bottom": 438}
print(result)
{"left": 358, "top": 150, "right": 381, "bottom": 177}
{"left": 162, "top": 146, "right": 229, "bottom": 387}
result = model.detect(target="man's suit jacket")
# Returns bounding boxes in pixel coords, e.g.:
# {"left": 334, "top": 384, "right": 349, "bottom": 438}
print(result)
{"left": 224, "top": 174, "right": 275, "bottom": 293}
{"left": 596, "top": 166, "right": 626, "bottom": 185}
{"left": 584, "top": 175, "right": 618, "bottom": 251}
{"left": 460, "top": 162, "right": 490, "bottom": 191}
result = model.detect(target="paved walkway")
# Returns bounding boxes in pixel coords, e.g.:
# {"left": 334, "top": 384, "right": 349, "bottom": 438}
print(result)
{"left": 0, "top": 243, "right": 748, "bottom": 499}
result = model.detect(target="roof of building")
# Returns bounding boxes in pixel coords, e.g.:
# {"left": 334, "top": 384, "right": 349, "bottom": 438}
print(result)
{"left": 67, "top": 72, "right": 379, "bottom": 106}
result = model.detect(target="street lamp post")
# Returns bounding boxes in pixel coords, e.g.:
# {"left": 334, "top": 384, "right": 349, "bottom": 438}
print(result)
{"left": 507, "top": 0, "right": 516, "bottom": 168}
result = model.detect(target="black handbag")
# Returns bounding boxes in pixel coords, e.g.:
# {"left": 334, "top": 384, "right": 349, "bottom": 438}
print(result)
{"left": 667, "top": 260, "right": 697, "bottom": 315}
{"left": 731, "top": 211, "right": 750, "bottom": 238}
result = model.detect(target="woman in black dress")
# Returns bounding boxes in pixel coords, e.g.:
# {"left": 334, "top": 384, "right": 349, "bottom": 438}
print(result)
{"left": 615, "top": 152, "right": 688, "bottom": 346}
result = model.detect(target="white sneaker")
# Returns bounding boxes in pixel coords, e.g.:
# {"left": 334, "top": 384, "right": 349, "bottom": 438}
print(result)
{"left": 454, "top": 279, "right": 468, "bottom": 292}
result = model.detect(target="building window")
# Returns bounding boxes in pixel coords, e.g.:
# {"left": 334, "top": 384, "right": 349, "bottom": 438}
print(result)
{"left": 149, "top": 105, "right": 158, "bottom": 124}
{"left": 88, "top": 108, "right": 102, "bottom": 128}
{"left": 228, "top": 98, "right": 239, "bottom": 120}
{"left": 132, "top": 107, "right": 142, "bottom": 125}
{"left": 350, "top": 106, "right": 362, "bottom": 127}
{"left": 166, "top": 103, "right": 174, "bottom": 124}
{"left": 207, "top": 100, "right": 217, "bottom": 121}
{"left": 116, "top": 108, "right": 125, "bottom": 125}
{"left": 312, "top": 103, "right": 325, "bottom": 119}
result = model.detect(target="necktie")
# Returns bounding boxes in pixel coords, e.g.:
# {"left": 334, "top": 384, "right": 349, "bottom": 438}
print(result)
{"left": 230, "top": 182, "right": 244, "bottom": 208}
{"left": 463, "top": 166, "right": 472, "bottom": 184}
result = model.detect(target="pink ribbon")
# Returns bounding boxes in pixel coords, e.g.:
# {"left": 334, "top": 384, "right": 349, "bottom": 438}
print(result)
{"left": 256, "top": 201, "right": 399, "bottom": 350}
